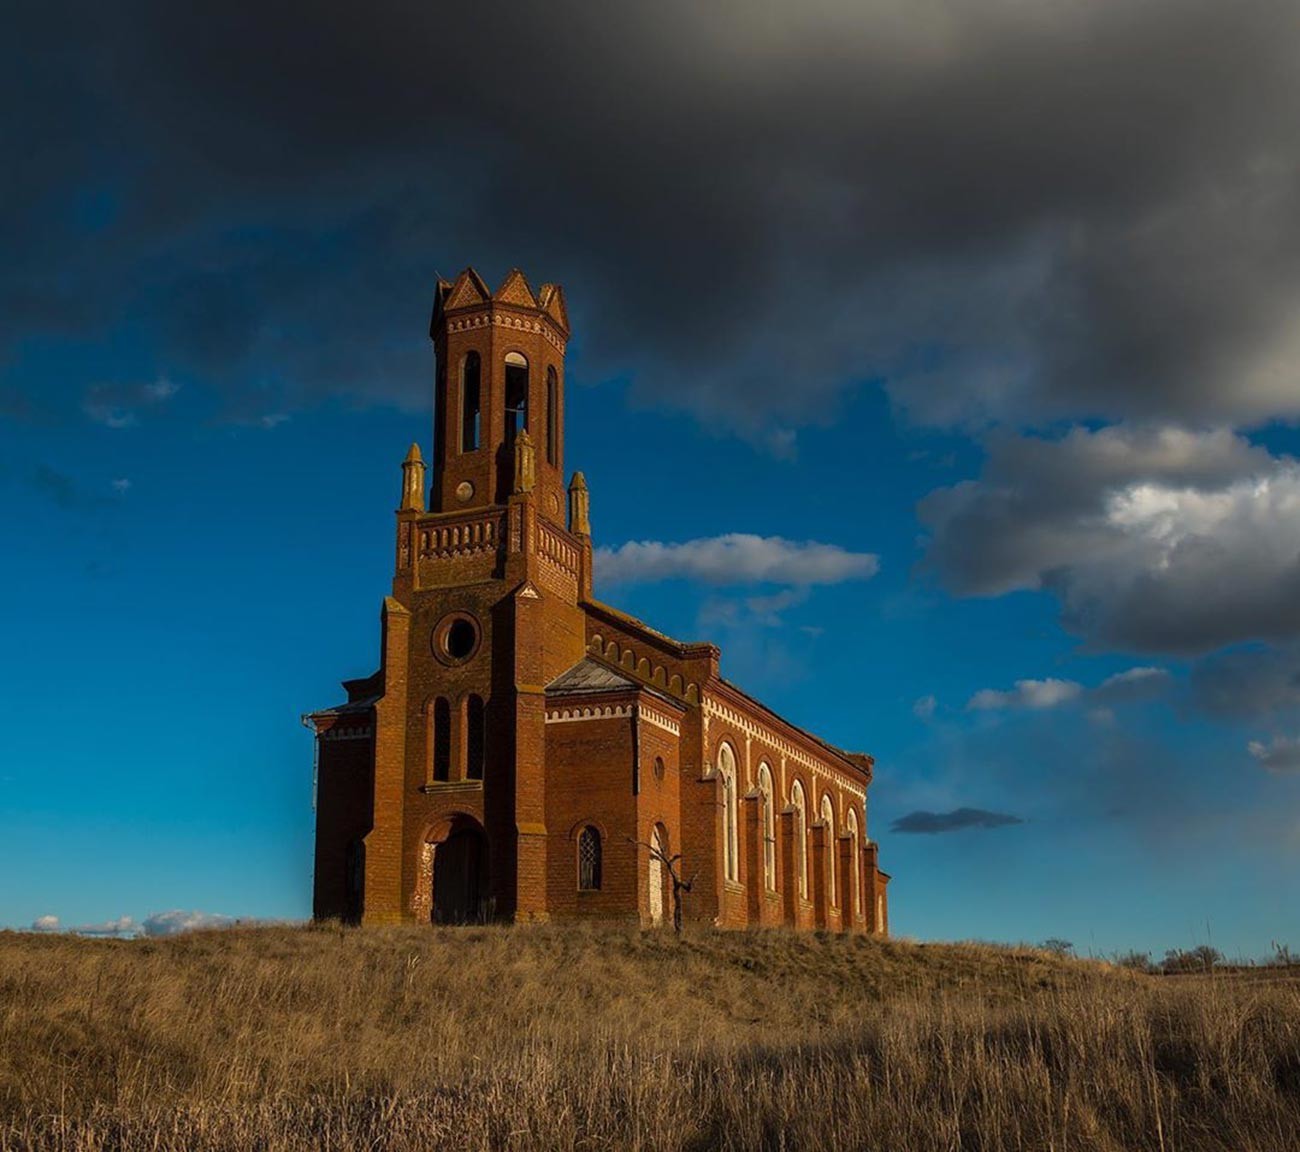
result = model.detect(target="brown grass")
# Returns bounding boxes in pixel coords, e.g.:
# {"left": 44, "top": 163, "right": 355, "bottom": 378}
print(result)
{"left": 2, "top": 923, "right": 1298, "bottom": 1150}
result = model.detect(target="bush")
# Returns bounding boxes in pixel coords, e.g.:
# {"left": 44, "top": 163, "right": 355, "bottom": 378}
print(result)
{"left": 1162, "top": 945, "right": 1224, "bottom": 973}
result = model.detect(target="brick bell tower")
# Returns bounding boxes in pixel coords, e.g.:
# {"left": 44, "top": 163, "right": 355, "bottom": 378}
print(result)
{"left": 312, "top": 267, "right": 595, "bottom": 925}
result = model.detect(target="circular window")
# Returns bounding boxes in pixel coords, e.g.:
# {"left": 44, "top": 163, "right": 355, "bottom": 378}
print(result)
{"left": 433, "top": 612, "right": 481, "bottom": 665}
{"left": 653, "top": 756, "right": 666, "bottom": 783}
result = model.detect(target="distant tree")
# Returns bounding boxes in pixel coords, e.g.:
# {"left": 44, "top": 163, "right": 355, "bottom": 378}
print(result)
{"left": 1114, "top": 950, "right": 1153, "bottom": 973}
{"left": 1162, "top": 945, "right": 1223, "bottom": 973}
{"left": 629, "top": 838, "right": 697, "bottom": 935}
{"left": 1040, "top": 938, "right": 1075, "bottom": 957}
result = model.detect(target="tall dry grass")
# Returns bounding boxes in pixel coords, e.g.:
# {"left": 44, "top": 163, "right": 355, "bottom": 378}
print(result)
{"left": 1, "top": 923, "right": 1298, "bottom": 1150}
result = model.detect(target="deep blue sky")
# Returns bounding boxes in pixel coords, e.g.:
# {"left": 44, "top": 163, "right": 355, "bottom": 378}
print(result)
{"left": 4, "top": 1, "right": 1300, "bottom": 955}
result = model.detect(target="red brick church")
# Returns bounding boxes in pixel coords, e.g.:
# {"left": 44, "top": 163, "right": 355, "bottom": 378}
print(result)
{"left": 306, "top": 267, "right": 890, "bottom": 933}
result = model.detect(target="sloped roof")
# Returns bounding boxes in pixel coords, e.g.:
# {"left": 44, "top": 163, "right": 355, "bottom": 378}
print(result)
{"left": 545, "top": 658, "right": 638, "bottom": 697}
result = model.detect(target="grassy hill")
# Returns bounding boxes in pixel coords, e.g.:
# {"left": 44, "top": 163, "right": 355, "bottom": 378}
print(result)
{"left": 2, "top": 923, "right": 1298, "bottom": 1150}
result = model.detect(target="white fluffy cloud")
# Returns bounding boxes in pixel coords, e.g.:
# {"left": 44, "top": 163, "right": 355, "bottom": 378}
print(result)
{"left": 922, "top": 425, "right": 1300, "bottom": 654}
{"left": 596, "top": 534, "right": 879, "bottom": 587}
{"left": 966, "top": 666, "right": 1171, "bottom": 713}
{"left": 1247, "top": 736, "right": 1300, "bottom": 774}
{"left": 31, "top": 915, "right": 59, "bottom": 932}
{"left": 968, "top": 678, "right": 1083, "bottom": 711}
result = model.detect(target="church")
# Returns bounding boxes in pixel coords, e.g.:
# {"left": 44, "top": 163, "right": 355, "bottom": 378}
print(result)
{"left": 306, "top": 267, "right": 890, "bottom": 933}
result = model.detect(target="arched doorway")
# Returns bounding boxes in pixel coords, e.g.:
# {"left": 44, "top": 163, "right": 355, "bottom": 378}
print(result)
{"left": 431, "top": 817, "right": 489, "bottom": 924}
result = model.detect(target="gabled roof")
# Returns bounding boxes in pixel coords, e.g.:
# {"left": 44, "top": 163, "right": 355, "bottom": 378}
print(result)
{"left": 546, "top": 657, "right": 639, "bottom": 696}
{"left": 443, "top": 267, "right": 492, "bottom": 311}
{"left": 536, "top": 283, "right": 569, "bottom": 333}
{"left": 495, "top": 268, "right": 538, "bottom": 308}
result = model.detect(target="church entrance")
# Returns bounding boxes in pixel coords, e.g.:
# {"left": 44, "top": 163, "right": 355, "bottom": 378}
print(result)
{"left": 432, "top": 819, "right": 489, "bottom": 924}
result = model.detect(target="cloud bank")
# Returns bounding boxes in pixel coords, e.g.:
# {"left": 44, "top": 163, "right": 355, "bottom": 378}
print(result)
{"left": 5, "top": 1, "right": 1300, "bottom": 442}
{"left": 596, "top": 534, "right": 879, "bottom": 587}
{"left": 921, "top": 426, "right": 1300, "bottom": 654}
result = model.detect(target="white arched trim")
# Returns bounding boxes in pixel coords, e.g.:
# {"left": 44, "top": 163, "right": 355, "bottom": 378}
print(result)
{"left": 791, "top": 780, "right": 808, "bottom": 899}
{"left": 719, "top": 741, "right": 739, "bottom": 883}
{"left": 847, "top": 806, "right": 861, "bottom": 917}
{"left": 757, "top": 762, "right": 775, "bottom": 891}
{"left": 821, "top": 792, "right": 836, "bottom": 906}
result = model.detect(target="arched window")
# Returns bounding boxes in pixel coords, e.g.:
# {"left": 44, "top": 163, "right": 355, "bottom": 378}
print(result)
{"left": 433, "top": 697, "right": 451, "bottom": 782}
{"left": 546, "top": 366, "right": 558, "bottom": 466}
{"left": 460, "top": 352, "right": 481, "bottom": 452}
{"left": 504, "top": 352, "right": 528, "bottom": 445}
{"left": 791, "top": 780, "right": 808, "bottom": 899}
{"left": 578, "top": 826, "right": 602, "bottom": 890}
{"left": 847, "top": 806, "right": 861, "bottom": 917}
{"left": 718, "top": 742, "right": 739, "bottom": 883}
{"left": 466, "top": 694, "right": 485, "bottom": 780}
{"left": 821, "top": 793, "right": 836, "bottom": 905}
{"left": 758, "top": 762, "right": 776, "bottom": 891}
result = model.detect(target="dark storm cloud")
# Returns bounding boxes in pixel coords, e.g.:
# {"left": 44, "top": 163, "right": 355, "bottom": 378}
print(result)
{"left": 891, "top": 807, "right": 1023, "bottom": 834}
{"left": 4, "top": 1, "right": 1300, "bottom": 437}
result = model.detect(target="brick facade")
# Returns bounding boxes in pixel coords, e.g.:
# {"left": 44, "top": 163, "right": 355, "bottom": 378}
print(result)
{"left": 307, "top": 267, "right": 890, "bottom": 933}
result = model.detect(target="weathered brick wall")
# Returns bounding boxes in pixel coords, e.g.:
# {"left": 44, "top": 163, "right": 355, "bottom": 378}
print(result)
{"left": 312, "top": 728, "right": 374, "bottom": 921}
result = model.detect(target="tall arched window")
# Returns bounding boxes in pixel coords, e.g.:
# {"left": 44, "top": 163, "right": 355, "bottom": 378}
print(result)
{"left": 504, "top": 352, "right": 528, "bottom": 445}
{"left": 847, "top": 806, "right": 861, "bottom": 917}
{"left": 433, "top": 697, "right": 451, "bottom": 782}
{"left": 821, "top": 793, "right": 836, "bottom": 905}
{"left": 791, "top": 780, "right": 808, "bottom": 899}
{"left": 578, "top": 826, "right": 602, "bottom": 890}
{"left": 466, "top": 694, "right": 485, "bottom": 780}
{"left": 718, "top": 742, "right": 739, "bottom": 882}
{"left": 757, "top": 762, "right": 775, "bottom": 891}
{"left": 546, "top": 366, "right": 558, "bottom": 466}
{"left": 460, "top": 352, "right": 481, "bottom": 452}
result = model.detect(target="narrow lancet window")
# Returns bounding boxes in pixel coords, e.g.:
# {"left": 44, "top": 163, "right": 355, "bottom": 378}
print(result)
{"left": 504, "top": 352, "right": 528, "bottom": 446}
{"left": 466, "top": 694, "right": 485, "bottom": 780}
{"left": 578, "top": 826, "right": 602, "bottom": 890}
{"left": 461, "top": 352, "right": 481, "bottom": 452}
{"left": 433, "top": 697, "right": 451, "bottom": 782}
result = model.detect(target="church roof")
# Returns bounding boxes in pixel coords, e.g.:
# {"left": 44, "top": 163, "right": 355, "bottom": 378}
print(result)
{"left": 545, "top": 658, "right": 639, "bottom": 697}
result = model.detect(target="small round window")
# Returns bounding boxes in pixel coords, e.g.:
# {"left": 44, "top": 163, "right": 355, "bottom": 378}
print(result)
{"left": 433, "top": 612, "right": 481, "bottom": 665}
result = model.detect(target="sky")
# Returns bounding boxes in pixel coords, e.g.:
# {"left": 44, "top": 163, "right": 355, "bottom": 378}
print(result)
{"left": 3, "top": 0, "right": 1299, "bottom": 956}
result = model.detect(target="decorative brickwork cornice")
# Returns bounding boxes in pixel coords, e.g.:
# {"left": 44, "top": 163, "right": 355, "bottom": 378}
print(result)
{"left": 703, "top": 693, "right": 866, "bottom": 802}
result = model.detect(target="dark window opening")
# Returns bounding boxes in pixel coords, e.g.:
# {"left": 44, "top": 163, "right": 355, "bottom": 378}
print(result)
{"left": 461, "top": 352, "right": 481, "bottom": 452}
{"left": 445, "top": 618, "right": 476, "bottom": 659}
{"left": 467, "top": 694, "right": 485, "bottom": 780}
{"left": 433, "top": 697, "right": 451, "bottom": 782}
{"left": 578, "top": 826, "right": 602, "bottom": 890}
{"left": 546, "top": 366, "right": 558, "bottom": 466}
{"left": 505, "top": 354, "right": 528, "bottom": 446}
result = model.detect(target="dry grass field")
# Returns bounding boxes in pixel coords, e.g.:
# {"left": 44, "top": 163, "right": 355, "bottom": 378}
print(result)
{"left": 2, "top": 923, "right": 1298, "bottom": 1151}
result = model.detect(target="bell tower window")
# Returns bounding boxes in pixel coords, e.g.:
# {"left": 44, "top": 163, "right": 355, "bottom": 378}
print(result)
{"left": 504, "top": 352, "right": 528, "bottom": 446}
{"left": 460, "top": 352, "right": 481, "bottom": 452}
